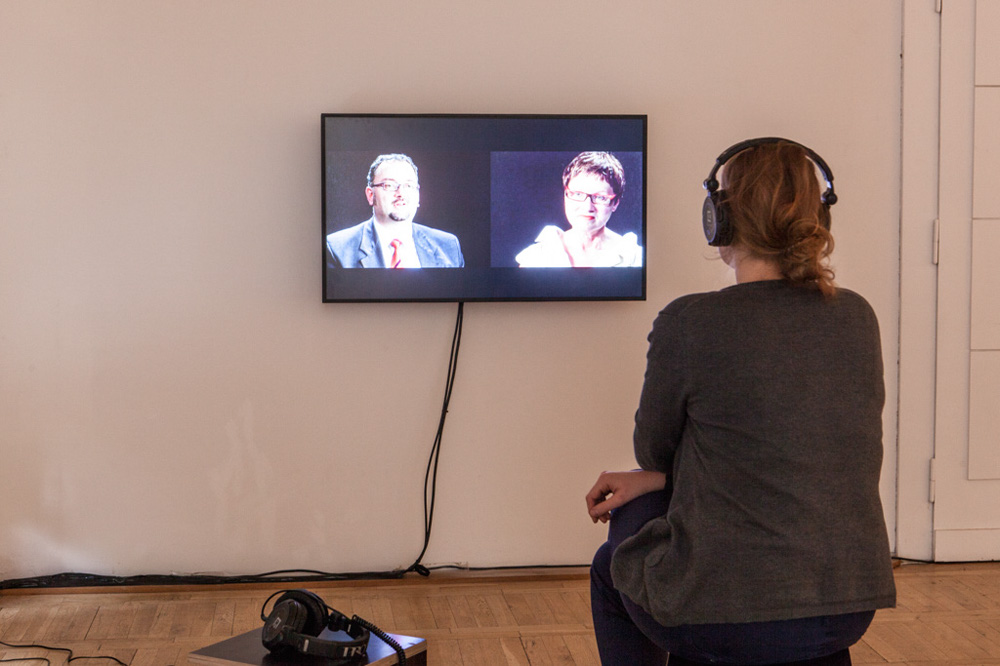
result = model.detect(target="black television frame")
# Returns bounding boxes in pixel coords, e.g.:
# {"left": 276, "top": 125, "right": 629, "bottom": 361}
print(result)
{"left": 321, "top": 113, "right": 647, "bottom": 303}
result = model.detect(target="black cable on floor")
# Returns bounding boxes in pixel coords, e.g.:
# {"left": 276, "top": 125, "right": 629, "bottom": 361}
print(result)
{"left": 0, "top": 640, "right": 127, "bottom": 666}
{"left": 0, "top": 569, "right": 404, "bottom": 590}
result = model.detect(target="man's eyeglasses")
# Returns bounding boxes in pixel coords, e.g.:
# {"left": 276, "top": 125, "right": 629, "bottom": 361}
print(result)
{"left": 371, "top": 180, "right": 419, "bottom": 194}
{"left": 565, "top": 190, "right": 616, "bottom": 206}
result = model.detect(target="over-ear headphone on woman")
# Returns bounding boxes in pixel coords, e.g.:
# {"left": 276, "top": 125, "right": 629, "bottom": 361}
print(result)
{"left": 260, "top": 589, "right": 370, "bottom": 661}
{"left": 701, "top": 137, "right": 838, "bottom": 247}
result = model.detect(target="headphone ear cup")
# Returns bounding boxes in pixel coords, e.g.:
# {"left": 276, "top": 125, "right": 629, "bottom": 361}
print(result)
{"left": 280, "top": 589, "right": 329, "bottom": 636}
{"left": 262, "top": 596, "right": 311, "bottom": 652}
{"left": 702, "top": 191, "right": 732, "bottom": 247}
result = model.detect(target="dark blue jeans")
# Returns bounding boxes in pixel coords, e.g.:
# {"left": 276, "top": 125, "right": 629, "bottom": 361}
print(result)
{"left": 589, "top": 490, "right": 874, "bottom": 665}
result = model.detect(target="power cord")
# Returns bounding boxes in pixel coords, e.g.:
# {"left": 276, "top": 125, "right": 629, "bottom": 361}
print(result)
{"left": 0, "top": 640, "right": 127, "bottom": 666}
{"left": 406, "top": 301, "right": 464, "bottom": 577}
{"left": 0, "top": 569, "right": 405, "bottom": 590}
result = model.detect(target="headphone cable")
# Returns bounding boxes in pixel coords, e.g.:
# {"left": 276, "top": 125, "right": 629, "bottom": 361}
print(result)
{"left": 350, "top": 614, "right": 406, "bottom": 665}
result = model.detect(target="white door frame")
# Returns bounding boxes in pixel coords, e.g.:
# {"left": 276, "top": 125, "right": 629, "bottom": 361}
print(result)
{"left": 895, "top": 0, "right": 941, "bottom": 562}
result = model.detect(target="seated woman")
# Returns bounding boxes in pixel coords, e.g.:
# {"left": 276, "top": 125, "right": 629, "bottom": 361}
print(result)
{"left": 586, "top": 139, "right": 896, "bottom": 665}
{"left": 515, "top": 151, "right": 642, "bottom": 267}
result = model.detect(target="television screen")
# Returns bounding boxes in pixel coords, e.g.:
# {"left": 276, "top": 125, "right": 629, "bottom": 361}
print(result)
{"left": 322, "top": 114, "right": 646, "bottom": 302}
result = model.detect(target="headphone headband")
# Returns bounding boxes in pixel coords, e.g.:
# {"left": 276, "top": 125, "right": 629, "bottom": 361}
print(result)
{"left": 703, "top": 137, "right": 836, "bottom": 199}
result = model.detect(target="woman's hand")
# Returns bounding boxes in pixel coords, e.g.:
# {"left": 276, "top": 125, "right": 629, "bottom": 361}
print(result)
{"left": 586, "top": 469, "right": 667, "bottom": 524}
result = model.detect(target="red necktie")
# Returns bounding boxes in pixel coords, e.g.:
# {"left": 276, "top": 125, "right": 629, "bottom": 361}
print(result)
{"left": 389, "top": 239, "right": 402, "bottom": 268}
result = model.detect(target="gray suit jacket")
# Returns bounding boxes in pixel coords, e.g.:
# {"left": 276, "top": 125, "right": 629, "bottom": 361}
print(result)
{"left": 326, "top": 218, "right": 465, "bottom": 268}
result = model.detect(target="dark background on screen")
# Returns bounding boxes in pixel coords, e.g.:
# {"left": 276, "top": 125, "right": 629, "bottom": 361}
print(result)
{"left": 325, "top": 151, "right": 491, "bottom": 267}
{"left": 489, "top": 151, "right": 644, "bottom": 267}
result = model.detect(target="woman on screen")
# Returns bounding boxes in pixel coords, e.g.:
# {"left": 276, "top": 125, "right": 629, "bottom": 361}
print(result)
{"left": 585, "top": 139, "right": 895, "bottom": 665}
{"left": 515, "top": 152, "right": 642, "bottom": 267}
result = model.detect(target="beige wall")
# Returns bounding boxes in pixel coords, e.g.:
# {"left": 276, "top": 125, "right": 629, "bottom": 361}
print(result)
{"left": 0, "top": 1, "right": 906, "bottom": 579}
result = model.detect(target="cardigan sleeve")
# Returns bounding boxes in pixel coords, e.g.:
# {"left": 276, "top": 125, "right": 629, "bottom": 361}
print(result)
{"left": 633, "top": 304, "right": 689, "bottom": 475}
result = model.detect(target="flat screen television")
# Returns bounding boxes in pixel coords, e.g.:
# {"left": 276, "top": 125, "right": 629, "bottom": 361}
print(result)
{"left": 322, "top": 114, "right": 646, "bottom": 302}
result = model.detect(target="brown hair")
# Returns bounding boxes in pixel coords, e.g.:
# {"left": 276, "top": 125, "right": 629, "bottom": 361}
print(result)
{"left": 562, "top": 152, "right": 626, "bottom": 200}
{"left": 720, "top": 141, "right": 836, "bottom": 296}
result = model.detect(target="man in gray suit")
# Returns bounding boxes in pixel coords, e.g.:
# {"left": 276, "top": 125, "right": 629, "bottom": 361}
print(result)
{"left": 326, "top": 154, "right": 465, "bottom": 268}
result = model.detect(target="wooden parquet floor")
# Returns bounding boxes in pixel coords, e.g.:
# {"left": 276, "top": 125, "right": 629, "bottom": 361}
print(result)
{"left": 2, "top": 562, "right": 1000, "bottom": 665}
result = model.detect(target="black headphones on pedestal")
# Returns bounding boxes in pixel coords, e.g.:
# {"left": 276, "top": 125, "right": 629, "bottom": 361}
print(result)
{"left": 701, "top": 137, "right": 838, "bottom": 247}
{"left": 261, "top": 589, "right": 370, "bottom": 661}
